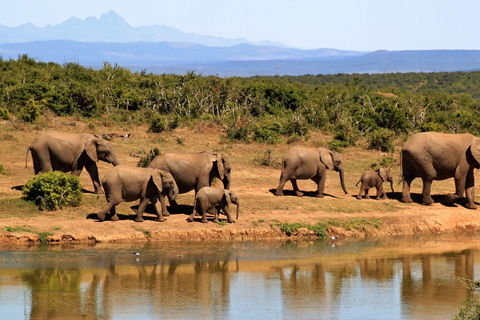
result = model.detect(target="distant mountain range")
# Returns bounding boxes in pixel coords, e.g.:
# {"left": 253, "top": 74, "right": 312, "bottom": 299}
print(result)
{"left": 0, "top": 11, "right": 478, "bottom": 76}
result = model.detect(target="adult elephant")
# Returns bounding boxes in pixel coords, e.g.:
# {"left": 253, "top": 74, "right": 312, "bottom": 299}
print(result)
{"left": 148, "top": 152, "right": 231, "bottom": 205}
{"left": 97, "top": 165, "right": 178, "bottom": 222}
{"left": 26, "top": 131, "right": 120, "bottom": 194}
{"left": 400, "top": 132, "right": 480, "bottom": 209}
{"left": 274, "top": 146, "right": 348, "bottom": 197}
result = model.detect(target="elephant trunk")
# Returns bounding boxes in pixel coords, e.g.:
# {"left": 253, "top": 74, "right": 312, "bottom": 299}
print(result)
{"left": 338, "top": 165, "right": 348, "bottom": 194}
{"left": 390, "top": 181, "right": 394, "bottom": 193}
{"left": 168, "top": 182, "right": 179, "bottom": 202}
{"left": 236, "top": 202, "right": 239, "bottom": 220}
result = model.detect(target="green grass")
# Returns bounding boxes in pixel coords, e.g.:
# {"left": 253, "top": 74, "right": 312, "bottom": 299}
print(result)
{"left": 2, "top": 226, "right": 54, "bottom": 243}
{"left": 273, "top": 217, "right": 384, "bottom": 238}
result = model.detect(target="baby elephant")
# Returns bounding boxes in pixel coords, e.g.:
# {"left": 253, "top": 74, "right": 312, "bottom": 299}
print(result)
{"left": 356, "top": 168, "right": 394, "bottom": 200}
{"left": 97, "top": 165, "right": 178, "bottom": 222}
{"left": 188, "top": 187, "right": 239, "bottom": 223}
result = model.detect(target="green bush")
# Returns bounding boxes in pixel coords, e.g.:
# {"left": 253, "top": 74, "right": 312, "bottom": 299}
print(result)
{"left": 0, "top": 108, "right": 10, "bottom": 120}
{"left": 453, "top": 297, "right": 480, "bottom": 320}
{"left": 0, "top": 164, "right": 6, "bottom": 175}
{"left": 137, "top": 148, "right": 161, "bottom": 167}
{"left": 328, "top": 139, "right": 350, "bottom": 152}
{"left": 23, "top": 171, "right": 83, "bottom": 211}
{"left": 367, "top": 128, "right": 395, "bottom": 152}
{"left": 252, "top": 121, "right": 282, "bottom": 144}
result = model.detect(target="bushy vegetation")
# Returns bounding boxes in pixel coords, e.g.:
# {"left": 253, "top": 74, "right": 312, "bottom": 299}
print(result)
{"left": 22, "top": 171, "right": 83, "bottom": 211}
{"left": 3, "top": 55, "right": 480, "bottom": 147}
{"left": 275, "top": 218, "right": 383, "bottom": 238}
{"left": 137, "top": 147, "right": 161, "bottom": 167}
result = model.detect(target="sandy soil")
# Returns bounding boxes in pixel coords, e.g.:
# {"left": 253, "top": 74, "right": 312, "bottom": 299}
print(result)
{"left": 2, "top": 118, "right": 480, "bottom": 245}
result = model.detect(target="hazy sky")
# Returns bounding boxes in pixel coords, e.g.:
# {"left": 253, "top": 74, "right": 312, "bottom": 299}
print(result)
{"left": 1, "top": 0, "right": 479, "bottom": 51}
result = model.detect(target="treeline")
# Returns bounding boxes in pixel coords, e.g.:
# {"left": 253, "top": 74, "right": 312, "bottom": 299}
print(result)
{"left": 2, "top": 55, "right": 480, "bottom": 151}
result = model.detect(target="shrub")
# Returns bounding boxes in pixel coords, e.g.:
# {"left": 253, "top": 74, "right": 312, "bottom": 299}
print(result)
{"left": 0, "top": 108, "right": 10, "bottom": 120}
{"left": 0, "top": 164, "right": 6, "bottom": 175}
{"left": 22, "top": 171, "right": 83, "bottom": 211}
{"left": 226, "top": 126, "right": 250, "bottom": 142}
{"left": 252, "top": 121, "right": 282, "bottom": 144}
{"left": 453, "top": 297, "right": 480, "bottom": 320}
{"left": 19, "top": 98, "right": 43, "bottom": 123}
{"left": 328, "top": 139, "right": 349, "bottom": 152}
{"left": 137, "top": 148, "right": 161, "bottom": 167}
{"left": 148, "top": 114, "right": 167, "bottom": 133}
{"left": 367, "top": 128, "right": 395, "bottom": 152}
{"left": 254, "top": 149, "right": 281, "bottom": 168}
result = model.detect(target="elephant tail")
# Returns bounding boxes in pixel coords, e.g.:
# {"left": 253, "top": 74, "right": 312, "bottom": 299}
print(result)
{"left": 355, "top": 180, "right": 361, "bottom": 187}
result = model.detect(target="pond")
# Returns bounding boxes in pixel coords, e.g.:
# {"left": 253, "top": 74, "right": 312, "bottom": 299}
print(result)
{"left": 1, "top": 234, "right": 479, "bottom": 319}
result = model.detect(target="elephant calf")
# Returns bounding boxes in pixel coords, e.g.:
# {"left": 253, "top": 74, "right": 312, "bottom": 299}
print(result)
{"left": 97, "top": 165, "right": 178, "bottom": 222}
{"left": 188, "top": 187, "right": 239, "bottom": 223}
{"left": 356, "top": 168, "right": 394, "bottom": 200}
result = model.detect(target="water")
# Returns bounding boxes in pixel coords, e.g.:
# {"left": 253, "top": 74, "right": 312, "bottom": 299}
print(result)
{"left": 0, "top": 234, "right": 479, "bottom": 319}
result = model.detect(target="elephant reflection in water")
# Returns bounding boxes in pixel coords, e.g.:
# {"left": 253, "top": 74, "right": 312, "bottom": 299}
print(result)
{"left": 94, "top": 256, "right": 234, "bottom": 319}
{"left": 22, "top": 268, "right": 106, "bottom": 320}
{"left": 400, "top": 251, "right": 474, "bottom": 312}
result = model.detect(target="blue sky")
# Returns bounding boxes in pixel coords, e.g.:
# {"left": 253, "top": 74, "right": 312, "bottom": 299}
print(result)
{"left": 1, "top": 0, "right": 479, "bottom": 51}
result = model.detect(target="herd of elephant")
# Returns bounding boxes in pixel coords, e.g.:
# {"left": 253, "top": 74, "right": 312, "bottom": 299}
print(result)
{"left": 23, "top": 130, "right": 480, "bottom": 224}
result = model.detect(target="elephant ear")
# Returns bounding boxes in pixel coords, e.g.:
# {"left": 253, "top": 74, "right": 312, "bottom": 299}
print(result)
{"left": 470, "top": 139, "right": 480, "bottom": 166}
{"left": 84, "top": 137, "right": 99, "bottom": 162}
{"left": 224, "top": 190, "right": 232, "bottom": 204}
{"left": 319, "top": 149, "right": 333, "bottom": 169}
{"left": 151, "top": 170, "right": 163, "bottom": 193}
{"left": 377, "top": 168, "right": 387, "bottom": 181}
{"left": 216, "top": 153, "right": 225, "bottom": 180}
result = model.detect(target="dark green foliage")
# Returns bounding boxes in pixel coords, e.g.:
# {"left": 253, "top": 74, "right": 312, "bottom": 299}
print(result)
{"left": 452, "top": 297, "right": 480, "bottom": 320}
{"left": 367, "top": 128, "right": 396, "bottom": 152}
{"left": 137, "top": 148, "right": 161, "bottom": 167}
{"left": 0, "top": 108, "right": 10, "bottom": 120}
{"left": 22, "top": 171, "right": 83, "bottom": 211}
{"left": 328, "top": 139, "right": 349, "bottom": 152}
{"left": 252, "top": 120, "right": 282, "bottom": 144}
{"left": 0, "top": 164, "right": 6, "bottom": 175}
{"left": 4, "top": 55, "right": 480, "bottom": 146}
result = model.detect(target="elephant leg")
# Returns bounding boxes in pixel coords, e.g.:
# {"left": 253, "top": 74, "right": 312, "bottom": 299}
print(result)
{"left": 84, "top": 162, "right": 103, "bottom": 194}
{"left": 31, "top": 151, "right": 52, "bottom": 174}
{"left": 135, "top": 199, "right": 149, "bottom": 222}
{"left": 187, "top": 206, "right": 196, "bottom": 222}
{"left": 421, "top": 178, "right": 434, "bottom": 205}
{"left": 364, "top": 188, "right": 370, "bottom": 199}
{"left": 97, "top": 203, "right": 115, "bottom": 221}
{"left": 158, "top": 195, "right": 169, "bottom": 217}
{"left": 401, "top": 178, "right": 414, "bottom": 203}
{"left": 213, "top": 208, "right": 220, "bottom": 223}
{"left": 291, "top": 179, "right": 304, "bottom": 197}
{"left": 151, "top": 196, "right": 166, "bottom": 222}
{"left": 109, "top": 206, "right": 119, "bottom": 221}
{"left": 356, "top": 183, "right": 364, "bottom": 200}
{"left": 274, "top": 178, "right": 288, "bottom": 196}
{"left": 223, "top": 206, "right": 234, "bottom": 223}
{"left": 465, "top": 169, "right": 476, "bottom": 209}
{"left": 315, "top": 175, "right": 326, "bottom": 198}
{"left": 380, "top": 187, "right": 387, "bottom": 200}
{"left": 201, "top": 208, "right": 209, "bottom": 223}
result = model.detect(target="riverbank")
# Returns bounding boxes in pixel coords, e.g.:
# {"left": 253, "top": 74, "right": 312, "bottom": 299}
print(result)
{"left": 1, "top": 200, "right": 480, "bottom": 244}
{"left": 2, "top": 118, "right": 480, "bottom": 244}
